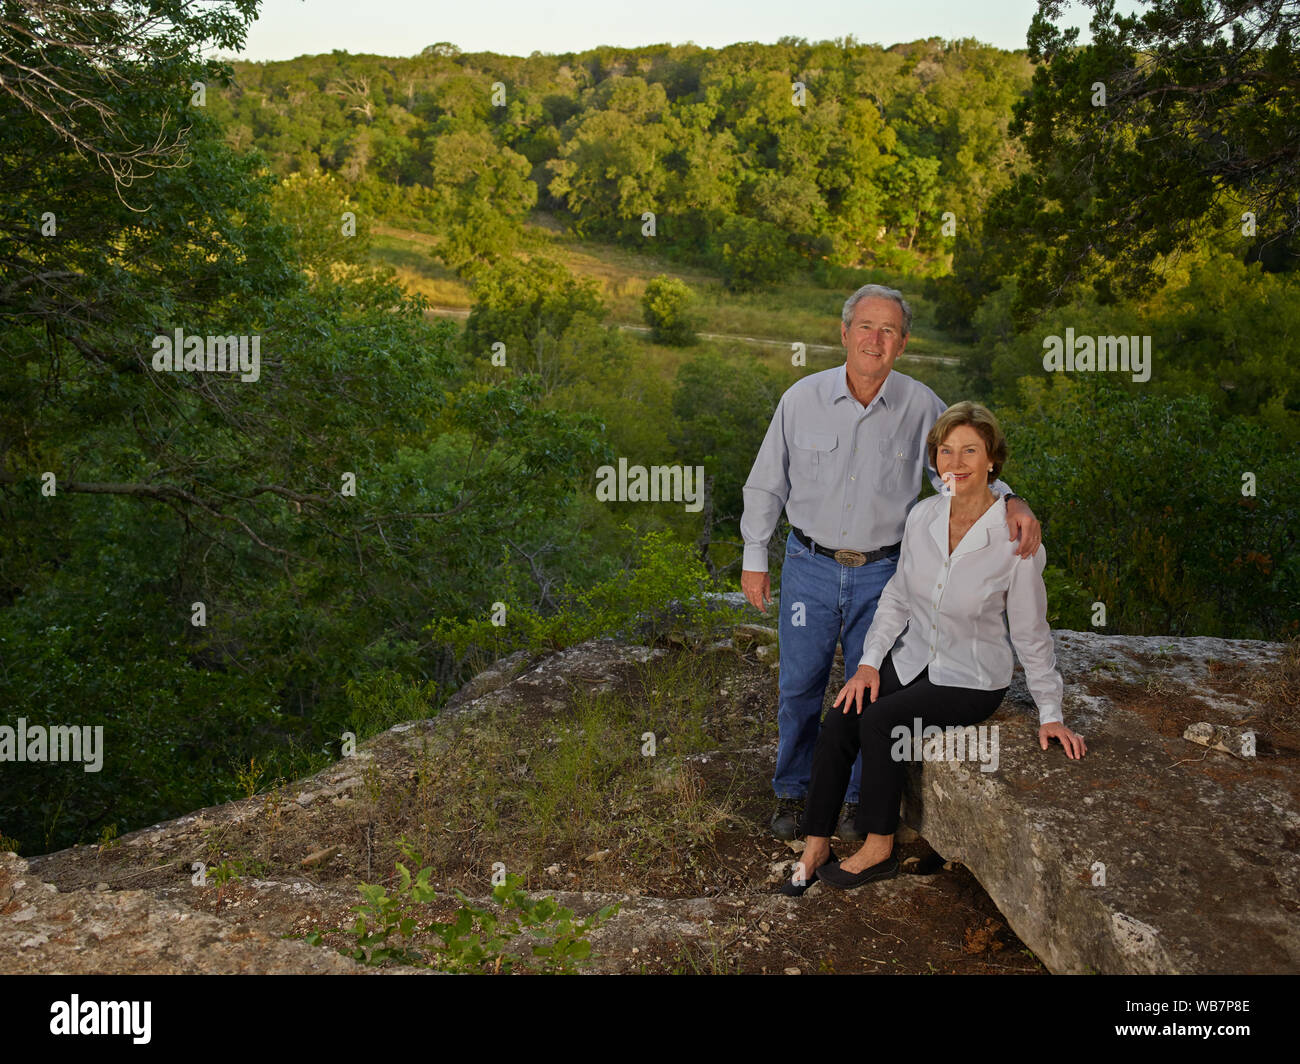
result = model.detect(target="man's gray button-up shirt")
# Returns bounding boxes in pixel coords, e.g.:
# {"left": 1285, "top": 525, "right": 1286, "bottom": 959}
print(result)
{"left": 740, "top": 365, "right": 1011, "bottom": 572}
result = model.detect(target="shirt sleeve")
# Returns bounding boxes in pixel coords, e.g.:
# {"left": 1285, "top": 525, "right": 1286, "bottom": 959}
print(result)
{"left": 740, "top": 394, "right": 792, "bottom": 573}
{"left": 860, "top": 505, "right": 921, "bottom": 669}
{"left": 1006, "top": 546, "right": 1064, "bottom": 725}
{"left": 860, "top": 566, "right": 910, "bottom": 670}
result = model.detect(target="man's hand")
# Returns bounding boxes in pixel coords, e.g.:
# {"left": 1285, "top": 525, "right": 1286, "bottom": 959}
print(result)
{"left": 833, "top": 664, "right": 880, "bottom": 715}
{"left": 1005, "top": 497, "right": 1042, "bottom": 559}
{"left": 741, "top": 569, "right": 772, "bottom": 612}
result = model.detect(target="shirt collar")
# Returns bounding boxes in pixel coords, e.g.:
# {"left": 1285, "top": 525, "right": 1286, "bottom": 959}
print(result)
{"left": 929, "top": 491, "right": 1006, "bottom": 558}
{"left": 833, "top": 364, "right": 893, "bottom": 409}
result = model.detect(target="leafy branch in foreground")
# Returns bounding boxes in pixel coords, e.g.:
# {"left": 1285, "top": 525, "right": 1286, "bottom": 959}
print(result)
{"left": 993, "top": 0, "right": 1300, "bottom": 315}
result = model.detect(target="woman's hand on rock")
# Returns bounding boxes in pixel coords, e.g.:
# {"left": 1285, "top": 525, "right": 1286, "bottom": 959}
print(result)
{"left": 1039, "top": 721, "right": 1086, "bottom": 759}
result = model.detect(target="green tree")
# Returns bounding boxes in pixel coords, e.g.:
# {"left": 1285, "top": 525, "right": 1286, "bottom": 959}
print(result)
{"left": 0, "top": 4, "right": 609, "bottom": 854}
{"left": 269, "top": 171, "right": 373, "bottom": 275}
{"left": 1003, "top": 376, "right": 1296, "bottom": 638}
{"left": 670, "top": 352, "right": 788, "bottom": 570}
{"left": 1145, "top": 251, "right": 1300, "bottom": 442}
{"left": 660, "top": 111, "right": 742, "bottom": 250}
{"left": 546, "top": 77, "right": 673, "bottom": 239}
{"left": 995, "top": 0, "right": 1300, "bottom": 314}
{"left": 710, "top": 216, "right": 798, "bottom": 291}
{"left": 429, "top": 129, "right": 536, "bottom": 272}
{"left": 462, "top": 257, "right": 609, "bottom": 394}
{"left": 642, "top": 276, "right": 699, "bottom": 345}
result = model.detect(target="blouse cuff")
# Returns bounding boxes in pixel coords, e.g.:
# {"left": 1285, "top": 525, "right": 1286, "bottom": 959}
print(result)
{"left": 860, "top": 644, "right": 886, "bottom": 671}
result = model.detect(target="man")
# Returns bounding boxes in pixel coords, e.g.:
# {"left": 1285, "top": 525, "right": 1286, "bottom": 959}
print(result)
{"left": 741, "top": 284, "right": 1041, "bottom": 841}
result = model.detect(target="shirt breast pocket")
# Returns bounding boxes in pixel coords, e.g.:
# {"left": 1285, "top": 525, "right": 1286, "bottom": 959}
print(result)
{"left": 876, "top": 434, "right": 920, "bottom": 493}
{"left": 792, "top": 431, "right": 838, "bottom": 484}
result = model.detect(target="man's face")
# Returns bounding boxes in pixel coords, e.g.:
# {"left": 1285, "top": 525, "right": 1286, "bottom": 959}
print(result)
{"left": 841, "top": 295, "right": 908, "bottom": 388}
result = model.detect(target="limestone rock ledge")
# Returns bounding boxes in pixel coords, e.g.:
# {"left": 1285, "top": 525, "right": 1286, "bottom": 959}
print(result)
{"left": 902, "top": 631, "right": 1297, "bottom": 974}
{"left": 5, "top": 631, "right": 1295, "bottom": 975}
{"left": 0, "top": 852, "right": 368, "bottom": 974}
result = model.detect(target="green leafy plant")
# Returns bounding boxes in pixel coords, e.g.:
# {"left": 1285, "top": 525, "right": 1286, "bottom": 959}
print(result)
{"left": 233, "top": 757, "right": 265, "bottom": 800}
{"left": 306, "top": 865, "right": 617, "bottom": 974}
{"left": 344, "top": 670, "right": 438, "bottom": 743}
{"left": 207, "top": 857, "right": 267, "bottom": 911}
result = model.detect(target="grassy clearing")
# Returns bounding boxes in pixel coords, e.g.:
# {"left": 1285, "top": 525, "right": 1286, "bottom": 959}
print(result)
{"left": 367, "top": 215, "right": 975, "bottom": 394}
{"left": 370, "top": 226, "right": 471, "bottom": 306}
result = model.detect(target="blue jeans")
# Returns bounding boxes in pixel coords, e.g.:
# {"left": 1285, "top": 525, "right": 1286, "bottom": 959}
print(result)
{"left": 772, "top": 529, "right": 899, "bottom": 804}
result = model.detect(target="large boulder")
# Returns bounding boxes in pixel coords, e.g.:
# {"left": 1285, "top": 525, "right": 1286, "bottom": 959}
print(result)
{"left": 901, "top": 631, "right": 1297, "bottom": 974}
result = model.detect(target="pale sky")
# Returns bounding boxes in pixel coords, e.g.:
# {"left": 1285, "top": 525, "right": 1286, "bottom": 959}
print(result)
{"left": 228, "top": 0, "right": 1077, "bottom": 61}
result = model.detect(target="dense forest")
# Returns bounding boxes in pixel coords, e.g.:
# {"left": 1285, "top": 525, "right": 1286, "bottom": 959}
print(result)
{"left": 206, "top": 36, "right": 1034, "bottom": 282}
{"left": 1, "top": 0, "right": 1296, "bottom": 855}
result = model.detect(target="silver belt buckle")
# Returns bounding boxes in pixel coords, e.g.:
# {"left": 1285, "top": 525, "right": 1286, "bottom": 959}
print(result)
{"left": 833, "top": 549, "right": 866, "bottom": 567}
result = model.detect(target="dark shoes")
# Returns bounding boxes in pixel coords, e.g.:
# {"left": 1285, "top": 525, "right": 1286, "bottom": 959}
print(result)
{"left": 770, "top": 797, "right": 804, "bottom": 841}
{"left": 778, "top": 848, "right": 837, "bottom": 896}
{"left": 836, "top": 802, "right": 863, "bottom": 843}
{"left": 816, "top": 854, "right": 900, "bottom": 890}
{"left": 771, "top": 800, "right": 862, "bottom": 842}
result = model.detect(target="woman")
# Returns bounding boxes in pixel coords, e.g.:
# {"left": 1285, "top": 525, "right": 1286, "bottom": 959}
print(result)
{"left": 782, "top": 401, "right": 1086, "bottom": 895}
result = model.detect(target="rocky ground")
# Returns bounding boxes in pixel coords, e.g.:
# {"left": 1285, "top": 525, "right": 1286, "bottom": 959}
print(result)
{"left": 6, "top": 627, "right": 1295, "bottom": 975}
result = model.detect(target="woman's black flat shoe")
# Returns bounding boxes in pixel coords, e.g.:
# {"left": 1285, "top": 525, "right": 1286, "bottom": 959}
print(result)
{"left": 815, "top": 855, "right": 900, "bottom": 890}
{"left": 778, "top": 849, "right": 837, "bottom": 896}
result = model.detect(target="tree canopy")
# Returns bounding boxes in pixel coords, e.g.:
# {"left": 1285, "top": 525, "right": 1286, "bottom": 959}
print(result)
{"left": 981, "top": 0, "right": 1300, "bottom": 315}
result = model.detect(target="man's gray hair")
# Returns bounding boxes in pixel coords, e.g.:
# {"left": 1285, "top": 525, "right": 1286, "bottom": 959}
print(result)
{"left": 842, "top": 284, "right": 912, "bottom": 335}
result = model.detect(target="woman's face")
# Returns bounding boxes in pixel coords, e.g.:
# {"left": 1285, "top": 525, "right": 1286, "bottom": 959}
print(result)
{"left": 936, "top": 424, "right": 992, "bottom": 499}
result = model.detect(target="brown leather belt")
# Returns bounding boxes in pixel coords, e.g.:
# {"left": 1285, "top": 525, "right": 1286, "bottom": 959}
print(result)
{"left": 792, "top": 527, "right": 900, "bottom": 567}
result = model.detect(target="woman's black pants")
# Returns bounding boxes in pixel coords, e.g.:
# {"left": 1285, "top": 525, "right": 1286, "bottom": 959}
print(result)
{"left": 803, "top": 653, "right": 1007, "bottom": 838}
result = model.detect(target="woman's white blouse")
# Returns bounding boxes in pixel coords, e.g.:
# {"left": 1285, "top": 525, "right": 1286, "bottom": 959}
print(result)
{"left": 860, "top": 492, "right": 1064, "bottom": 725}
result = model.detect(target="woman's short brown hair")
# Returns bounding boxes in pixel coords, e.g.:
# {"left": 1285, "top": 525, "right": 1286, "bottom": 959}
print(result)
{"left": 927, "top": 401, "right": 1007, "bottom": 484}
